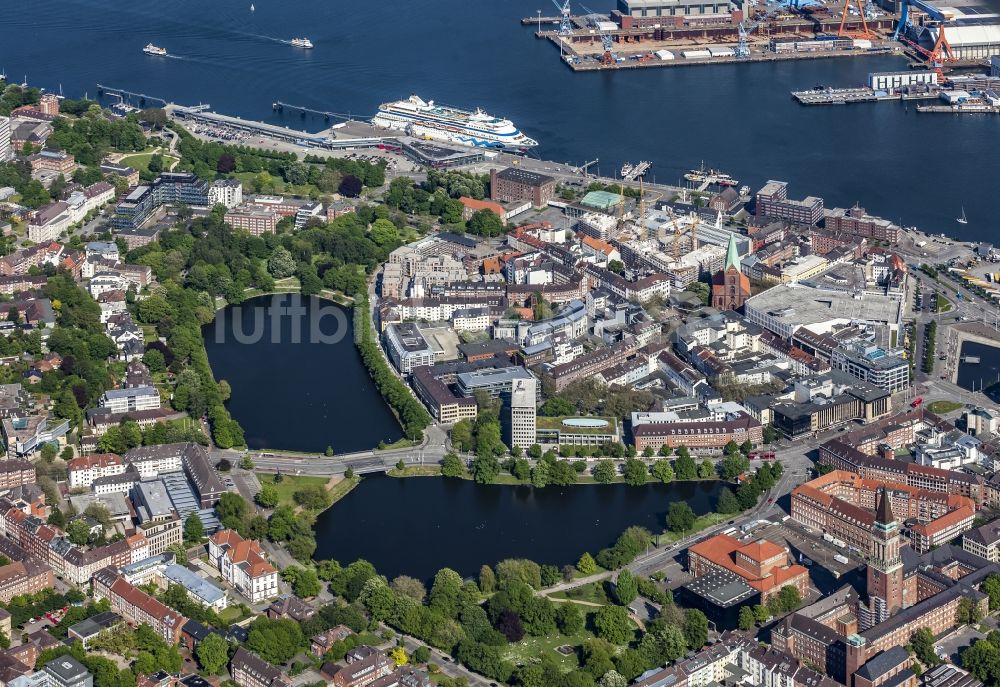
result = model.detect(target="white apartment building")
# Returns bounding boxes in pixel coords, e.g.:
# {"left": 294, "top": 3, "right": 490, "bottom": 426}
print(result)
{"left": 209, "top": 179, "right": 243, "bottom": 209}
{"left": 208, "top": 529, "right": 279, "bottom": 603}
{"left": 98, "top": 386, "right": 161, "bottom": 414}
{"left": 67, "top": 453, "right": 125, "bottom": 488}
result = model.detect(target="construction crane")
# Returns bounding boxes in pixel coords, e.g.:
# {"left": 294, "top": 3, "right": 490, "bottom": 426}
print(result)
{"left": 579, "top": 4, "right": 616, "bottom": 64}
{"left": 735, "top": 20, "right": 761, "bottom": 58}
{"left": 898, "top": 31, "right": 953, "bottom": 74}
{"left": 551, "top": 0, "right": 573, "bottom": 35}
{"left": 893, "top": 0, "right": 949, "bottom": 40}
{"left": 838, "top": 0, "right": 876, "bottom": 38}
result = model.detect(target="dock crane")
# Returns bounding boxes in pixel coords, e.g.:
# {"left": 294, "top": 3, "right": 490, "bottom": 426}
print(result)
{"left": 735, "top": 20, "right": 761, "bottom": 58}
{"left": 551, "top": 0, "right": 573, "bottom": 34}
{"left": 837, "top": 0, "right": 876, "bottom": 38}
{"left": 579, "top": 4, "right": 617, "bottom": 64}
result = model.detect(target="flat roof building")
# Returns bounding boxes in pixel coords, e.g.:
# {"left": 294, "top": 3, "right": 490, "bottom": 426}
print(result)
{"left": 383, "top": 323, "right": 435, "bottom": 374}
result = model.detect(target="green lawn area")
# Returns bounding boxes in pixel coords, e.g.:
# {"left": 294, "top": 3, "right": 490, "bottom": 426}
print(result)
{"left": 118, "top": 151, "right": 179, "bottom": 172}
{"left": 549, "top": 581, "right": 612, "bottom": 605}
{"left": 502, "top": 606, "right": 598, "bottom": 671}
{"left": 936, "top": 294, "right": 953, "bottom": 312}
{"left": 218, "top": 606, "right": 246, "bottom": 624}
{"left": 927, "top": 400, "right": 964, "bottom": 414}
{"left": 387, "top": 465, "right": 441, "bottom": 477}
{"left": 257, "top": 473, "right": 332, "bottom": 508}
{"left": 660, "top": 511, "right": 731, "bottom": 544}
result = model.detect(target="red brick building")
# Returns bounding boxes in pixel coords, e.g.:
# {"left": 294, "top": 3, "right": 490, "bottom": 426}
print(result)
{"left": 688, "top": 533, "right": 810, "bottom": 602}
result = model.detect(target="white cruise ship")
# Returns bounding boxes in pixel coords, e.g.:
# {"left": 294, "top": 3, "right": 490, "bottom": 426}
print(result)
{"left": 143, "top": 44, "right": 167, "bottom": 56}
{"left": 289, "top": 37, "right": 313, "bottom": 48}
{"left": 372, "top": 95, "right": 537, "bottom": 150}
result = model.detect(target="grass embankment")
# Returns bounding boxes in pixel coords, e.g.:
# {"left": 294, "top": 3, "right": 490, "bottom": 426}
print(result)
{"left": 257, "top": 473, "right": 361, "bottom": 508}
{"left": 386, "top": 465, "right": 441, "bottom": 478}
{"left": 377, "top": 438, "right": 420, "bottom": 451}
{"left": 118, "top": 151, "right": 179, "bottom": 172}
{"left": 927, "top": 400, "right": 964, "bottom": 414}
{"left": 659, "top": 511, "right": 732, "bottom": 544}
{"left": 549, "top": 581, "right": 612, "bottom": 604}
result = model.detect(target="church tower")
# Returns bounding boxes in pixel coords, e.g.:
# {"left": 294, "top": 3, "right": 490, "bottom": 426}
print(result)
{"left": 711, "top": 233, "right": 751, "bottom": 311}
{"left": 865, "top": 489, "right": 903, "bottom": 627}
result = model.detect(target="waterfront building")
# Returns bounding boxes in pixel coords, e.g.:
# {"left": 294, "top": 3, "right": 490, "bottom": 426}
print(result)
{"left": 632, "top": 409, "right": 763, "bottom": 452}
{"left": 711, "top": 234, "right": 751, "bottom": 311}
{"left": 824, "top": 206, "right": 901, "bottom": 243}
{"left": 504, "top": 377, "right": 537, "bottom": 450}
{"left": 208, "top": 179, "right": 243, "bottom": 209}
{"left": 383, "top": 323, "right": 435, "bottom": 374}
{"left": 0, "top": 116, "right": 10, "bottom": 163}
{"left": 613, "top": 0, "right": 733, "bottom": 26}
{"left": 489, "top": 167, "right": 555, "bottom": 208}
{"left": 535, "top": 415, "right": 621, "bottom": 447}
{"left": 755, "top": 181, "right": 824, "bottom": 225}
{"left": 687, "top": 533, "right": 810, "bottom": 603}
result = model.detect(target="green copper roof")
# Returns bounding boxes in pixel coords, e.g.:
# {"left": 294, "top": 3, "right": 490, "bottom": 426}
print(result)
{"left": 726, "top": 233, "right": 740, "bottom": 271}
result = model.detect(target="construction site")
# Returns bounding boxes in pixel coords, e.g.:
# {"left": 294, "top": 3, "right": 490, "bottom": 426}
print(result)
{"left": 522, "top": 0, "right": 1000, "bottom": 71}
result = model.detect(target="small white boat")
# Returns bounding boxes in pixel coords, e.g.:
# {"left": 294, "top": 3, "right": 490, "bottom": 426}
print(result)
{"left": 250, "top": 2, "right": 255, "bottom": 10}
{"left": 289, "top": 37, "right": 313, "bottom": 48}
{"left": 957, "top": 206, "right": 968, "bottom": 225}
{"left": 143, "top": 43, "right": 167, "bottom": 56}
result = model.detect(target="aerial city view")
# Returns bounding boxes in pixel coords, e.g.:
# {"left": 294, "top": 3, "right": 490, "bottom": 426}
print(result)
{"left": 1, "top": 0, "right": 1000, "bottom": 686}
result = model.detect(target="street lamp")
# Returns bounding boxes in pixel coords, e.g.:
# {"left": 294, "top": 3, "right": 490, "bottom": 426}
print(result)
{"left": 537, "top": 9, "right": 542, "bottom": 31}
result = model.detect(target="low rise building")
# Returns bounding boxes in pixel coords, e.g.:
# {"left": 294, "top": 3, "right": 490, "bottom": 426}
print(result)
{"left": 91, "top": 567, "right": 186, "bottom": 644}
{"left": 208, "top": 529, "right": 279, "bottom": 603}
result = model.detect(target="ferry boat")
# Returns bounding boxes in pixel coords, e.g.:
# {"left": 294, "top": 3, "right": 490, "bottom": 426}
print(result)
{"left": 143, "top": 44, "right": 167, "bottom": 56}
{"left": 372, "top": 95, "right": 538, "bottom": 150}
{"left": 289, "top": 38, "right": 313, "bottom": 48}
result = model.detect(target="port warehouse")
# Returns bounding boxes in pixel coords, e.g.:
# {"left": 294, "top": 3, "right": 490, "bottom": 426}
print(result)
{"left": 544, "top": 0, "right": 1000, "bottom": 62}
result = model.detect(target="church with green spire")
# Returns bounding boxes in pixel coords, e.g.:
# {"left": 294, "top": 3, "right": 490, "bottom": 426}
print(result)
{"left": 711, "top": 233, "right": 751, "bottom": 311}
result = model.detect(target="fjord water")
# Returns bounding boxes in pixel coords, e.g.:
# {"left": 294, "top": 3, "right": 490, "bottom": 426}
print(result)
{"left": 202, "top": 295, "right": 403, "bottom": 453}
{"left": 312, "top": 474, "right": 725, "bottom": 580}
{"left": 9, "top": 0, "right": 1000, "bottom": 236}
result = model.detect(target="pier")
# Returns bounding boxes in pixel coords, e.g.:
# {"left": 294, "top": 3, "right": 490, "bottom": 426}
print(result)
{"left": 272, "top": 101, "right": 362, "bottom": 121}
{"left": 95, "top": 84, "right": 167, "bottom": 107}
{"left": 962, "top": 356, "right": 982, "bottom": 363}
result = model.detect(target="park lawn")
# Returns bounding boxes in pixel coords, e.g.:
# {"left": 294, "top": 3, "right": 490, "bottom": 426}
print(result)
{"left": 118, "top": 152, "right": 179, "bottom": 172}
{"left": 549, "top": 581, "right": 612, "bottom": 605}
{"left": 503, "top": 608, "right": 596, "bottom": 671}
{"left": 660, "top": 511, "right": 731, "bottom": 544}
{"left": 928, "top": 400, "right": 963, "bottom": 414}
{"left": 257, "top": 473, "right": 332, "bottom": 508}
{"left": 377, "top": 437, "right": 419, "bottom": 451}
{"left": 936, "top": 294, "right": 952, "bottom": 312}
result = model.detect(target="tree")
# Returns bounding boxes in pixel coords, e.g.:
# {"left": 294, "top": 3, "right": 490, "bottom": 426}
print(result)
{"left": 674, "top": 452, "right": 697, "bottom": 480}
{"left": 479, "top": 565, "right": 496, "bottom": 594}
{"left": 389, "top": 646, "right": 408, "bottom": 666}
{"left": 720, "top": 452, "right": 750, "bottom": 480}
{"left": 684, "top": 609, "right": 709, "bottom": 650}
{"left": 739, "top": 606, "right": 756, "bottom": 631}
{"left": 284, "top": 566, "right": 321, "bottom": 598}
{"left": 593, "top": 605, "right": 633, "bottom": 644}
{"left": 778, "top": 585, "right": 801, "bottom": 613}
{"left": 471, "top": 453, "right": 500, "bottom": 484}
{"left": 183, "top": 512, "right": 204, "bottom": 542}
{"left": 412, "top": 646, "right": 431, "bottom": 664}
{"left": 615, "top": 570, "right": 638, "bottom": 605}
{"left": 698, "top": 459, "right": 716, "bottom": 479}
{"left": 195, "top": 633, "right": 229, "bottom": 674}
{"left": 256, "top": 485, "right": 279, "bottom": 508}
{"left": 496, "top": 609, "right": 525, "bottom": 642}
{"left": 622, "top": 458, "right": 647, "bottom": 486}
{"left": 753, "top": 604, "right": 769, "bottom": 623}
{"left": 429, "top": 568, "right": 464, "bottom": 618}
{"left": 66, "top": 519, "right": 90, "bottom": 546}
{"left": 658, "top": 444, "right": 672, "bottom": 457}
{"left": 651, "top": 459, "right": 674, "bottom": 484}
{"left": 600, "top": 671, "right": 627, "bottom": 687}
{"left": 556, "top": 602, "right": 585, "bottom": 635}
{"left": 717, "top": 487, "right": 741, "bottom": 515}
{"left": 466, "top": 209, "right": 504, "bottom": 237}
{"left": 577, "top": 552, "right": 597, "bottom": 575}
{"left": 958, "top": 597, "right": 983, "bottom": 625}
{"left": 496, "top": 558, "right": 542, "bottom": 590}
{"left": 540, "top": 396, "right": 576, "bottom": 416}
{"left": 910, "top": 628, "right": 938, "bottom": 667}
{"left": 983, "top": 574, "right": 1000, "bottom": 611}
{"left": 339, "top": 174, "right": 363, "bottom": 197}
{"left": 667, "top": 502, "right": 696, "bottom": 534}
{"left": 391, "top": 575, "right": 427, "bottom": 602}
{"left": 962, "top": 640, "right": 1000, "bottom": 683}
{"left": 267, "top": 246, "right": 296, "bottom": 278}
{"left": 593, "top": 460, "right": 617, "bottom": 484}
{"left": 246, "top": 617, "right": 305, "bottom": 665}
{"left": 441, "top": 453, "right": 464, "bottom": 477}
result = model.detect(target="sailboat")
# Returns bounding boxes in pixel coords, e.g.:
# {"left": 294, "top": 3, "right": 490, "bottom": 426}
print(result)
{"left": 957, "top": 206, "right": 968, "bottom": 225}
{"left": 250, "top": 3, "right": 255, "bottom": 10}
